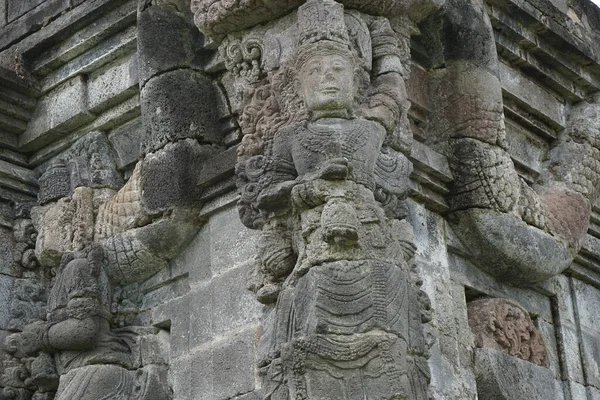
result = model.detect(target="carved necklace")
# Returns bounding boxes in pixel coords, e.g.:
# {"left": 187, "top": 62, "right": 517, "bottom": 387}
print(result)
{"left": 299, "top": 120, "right": 370, "bottom": 156}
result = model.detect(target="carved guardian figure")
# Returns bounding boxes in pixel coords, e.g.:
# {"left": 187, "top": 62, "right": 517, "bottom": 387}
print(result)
{"left": 233, "top": 1, "right": 430, "bottom": 398}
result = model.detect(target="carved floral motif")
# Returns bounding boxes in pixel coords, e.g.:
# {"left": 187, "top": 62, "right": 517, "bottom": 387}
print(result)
{"left": 467, "top": 297, "right": 549, "bottom": 367}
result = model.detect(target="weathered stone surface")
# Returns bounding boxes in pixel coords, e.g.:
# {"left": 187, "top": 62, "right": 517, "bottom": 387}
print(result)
{"left": 474, "top": 348, "right": 559, "bottom": 400}
{"left": 2, "top": 0, "right": 600, "bottom": 399}
{"left": 7, "top": 0, "right": 47, "bottom": 23}
{"left": 581, "top": 327, "right": 600, "bottom": 389}
{"left": 189, "top": 327, "right": 257, "bottom": 400}
{"left": 189, "top": 262, "right": 260, "bottom": 348}
{"left": 37, "top": 132, "right": 123, "bottom": 205}
{"left": 231, "top": 2, "right": 430, "bottom": 398}
{"left": 0, "top": 0, "right": 70, "bottom": 51}
{"left": 0, "top": 274, "right": 14, "bottom": 329}
{"left": 0, "top": 226, "right": 14, "bottom": 276}
{"left": 450, "top": 208, "right": 573, "bottom": 282}
{"left": 32, "top": 186, "right": 95, "bottom": 266}
{"left": 207, "top": 205, "right": 259, "bottom": 276}
{"left": 87, "top": 54, "right": 139, "bottom": 113}
{"left": 137, "top": 3, "right": 203, "bottom": 87}
{"left": 108, "top": 118, "right": 143, "bottom": 169}
{"left": 0, "top": 1, "right": 6, "bottom": 29}
{"left": 20, "top": 75, "right": 93, "bottom": 151}
{"left": 140, "top": 69, "right": 225, "bottom": 154}
{"left": 140, "top": 139, "right": 218, "bottom": 214}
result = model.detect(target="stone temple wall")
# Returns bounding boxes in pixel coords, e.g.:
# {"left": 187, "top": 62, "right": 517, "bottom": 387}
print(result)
{"left": 0, "top": 0, "right": 599, "bottom": 399}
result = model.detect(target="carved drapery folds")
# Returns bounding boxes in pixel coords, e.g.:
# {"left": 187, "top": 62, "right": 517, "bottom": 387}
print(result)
{"left": 202, "top": 0, "right": 431, "bottom": 398}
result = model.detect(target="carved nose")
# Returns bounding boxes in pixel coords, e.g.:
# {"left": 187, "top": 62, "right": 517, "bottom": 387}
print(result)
{"left": 322, "top": 69, "right": 335, "bottom": 80}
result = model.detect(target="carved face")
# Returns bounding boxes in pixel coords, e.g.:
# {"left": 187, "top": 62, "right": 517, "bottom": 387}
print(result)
{"left": 298, "top": 53, "right": 355, "bottom": 114}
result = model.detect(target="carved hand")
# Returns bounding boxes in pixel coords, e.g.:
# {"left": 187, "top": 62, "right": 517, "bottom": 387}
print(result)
{"left": 315, "top": 158, "right": 351, "bottom": 180}
{"left": 257, "top": 180, "right": 298, "bottom": 210}
{"left": 4, "top": 321, "right": 49, "bottom": 358}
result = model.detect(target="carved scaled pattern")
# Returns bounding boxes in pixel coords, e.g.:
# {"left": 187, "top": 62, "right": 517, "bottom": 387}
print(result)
{"left": 101, "top": 231, "right": 167, "bottom": 285}
{"left": 95, "top": 164, "right": 152, "bottom": 241}
{"left": 449, "top": 138, "right": 520, "bottom": 213}
{"left": 431, "top": 94, "right": 504, "bottom": 146}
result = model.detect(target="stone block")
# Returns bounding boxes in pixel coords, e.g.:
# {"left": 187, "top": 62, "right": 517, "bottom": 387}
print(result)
{"left": 38, "top": 22, "right": 137, "bottom": 92}
{"left": 210, "top": 263, "right": 261, "bottom": 336}
{"left": 0, "top": 0, "right": 69, "bottom": 51}
{"left": 589, "top": 386, "right": 600, "bottom": 400}
{"left": 537, "top": 319, "right": 560, "bottom": 378}
{"left": 171, "top": 355, "right": 191, "bottom": 400}
{"left": 552, "top": 275, "right": 576, "bottom": 325}
{"left": 406, "top": 201, "right": 448, "bottom": 267}
{"left": 474, "top": 348, "right": 560, "bottom": 400}
{"left": 209, "top": 205, "right": 260, "bottom": 275}
{"left": 139, "top": 328, "right": 170, "bottom": 366}
{"left": 152, "top": 296, "right": 190, "bottom": 360}
{"left": 0, "top": 226, "right": 14, "bottom": 276}
{"left": 172, "top": 226, "right": 211, "bottom": 283}
{"left": 502, "top": 287, "right": 553, "bottom": 324}
{"left": 0, "top": 274, "right": 14, "bottom": 329}
{"left": 140, "top": 140, "right": 218, "bottom": 213}
{"left": 7, "top": 0, "right": 47, "bottom": 22}
{"left": 87, "top": 54, "right": 139, "bottom": 113}
{"left": 189, "top": 263, "right": 260, "bottom": 347}
{"left": 498, "top": 61, "right": 566, "bottom": 128}
{"left": 581, "top": 327, "right": 600, "bottom": 389}
{"left": 188, "top": 281, "right": 213, "bottom": 348}
{"left": 20, "top": 75, "right": 94, "bottom": 151}
{"left": 572, "top": 279, "right": 600, "bottom": 332}
{"left": 427, "top": 342, "right": 478, "bottom": 400}
{"left": 108, "top": 118, "right": 142, "bottom": 169}
{"left": 142, "top": 278, "right": 189, "bottom": 311}
{"left": 434, "top": 282, "right": 472, "bottom": 368}
{"left": 568, "top": 381, "right": 588, "bottom": 400}
{"left": 505, "top": 119, "right": 545, "bottom": 178}
{"left": 555, "top": 322, "right": 585, "bottom": 383}
{"left": 140, "top": 69, "right": 226, "bottom": 154}
{"left": 137, "top": 4, "right": 203, "bottom": 86}
{"left": 190, "top": 327, "right": 257, "bottom": 400}
{"left": 0, "top": 0, "right": 6, "bottom": 29}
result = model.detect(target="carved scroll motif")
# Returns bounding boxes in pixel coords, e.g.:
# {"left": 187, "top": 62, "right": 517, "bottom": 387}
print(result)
{"left": 467, "top": 297, "right": 549, "bottom": 367}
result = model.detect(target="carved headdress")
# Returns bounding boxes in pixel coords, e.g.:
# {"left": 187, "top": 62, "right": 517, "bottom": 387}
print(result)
{"left": 296, "top": 0, "right": 354, "bottom": 67}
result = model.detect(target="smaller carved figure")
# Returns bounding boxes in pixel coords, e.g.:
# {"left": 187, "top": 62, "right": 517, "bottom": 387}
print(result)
{"left": 5, "top": 249, "right": 171, "bottom": 400}
{"left": 467, "top": 297, "right": 548, "bottom": 367}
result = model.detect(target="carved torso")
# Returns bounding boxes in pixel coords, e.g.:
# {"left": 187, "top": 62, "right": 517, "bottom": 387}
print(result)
{"left": 273, "top": 118, "right": 386, "bottom": 189}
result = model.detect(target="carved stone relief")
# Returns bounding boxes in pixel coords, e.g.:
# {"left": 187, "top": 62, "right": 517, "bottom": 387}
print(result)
{"left": 0, "top": 0, "right": 235, "bottom": 396}
{"left": 467, "top": 297, "right": 548, "bottom": 367}
{"left": 426, "top": 1, "right": 600, "bottom": 283}
{"left": 207, "top": 0, "right": 432, "bottom": 398}
{"left": 467, "top": 297, "right": 558, "bottom": 400}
